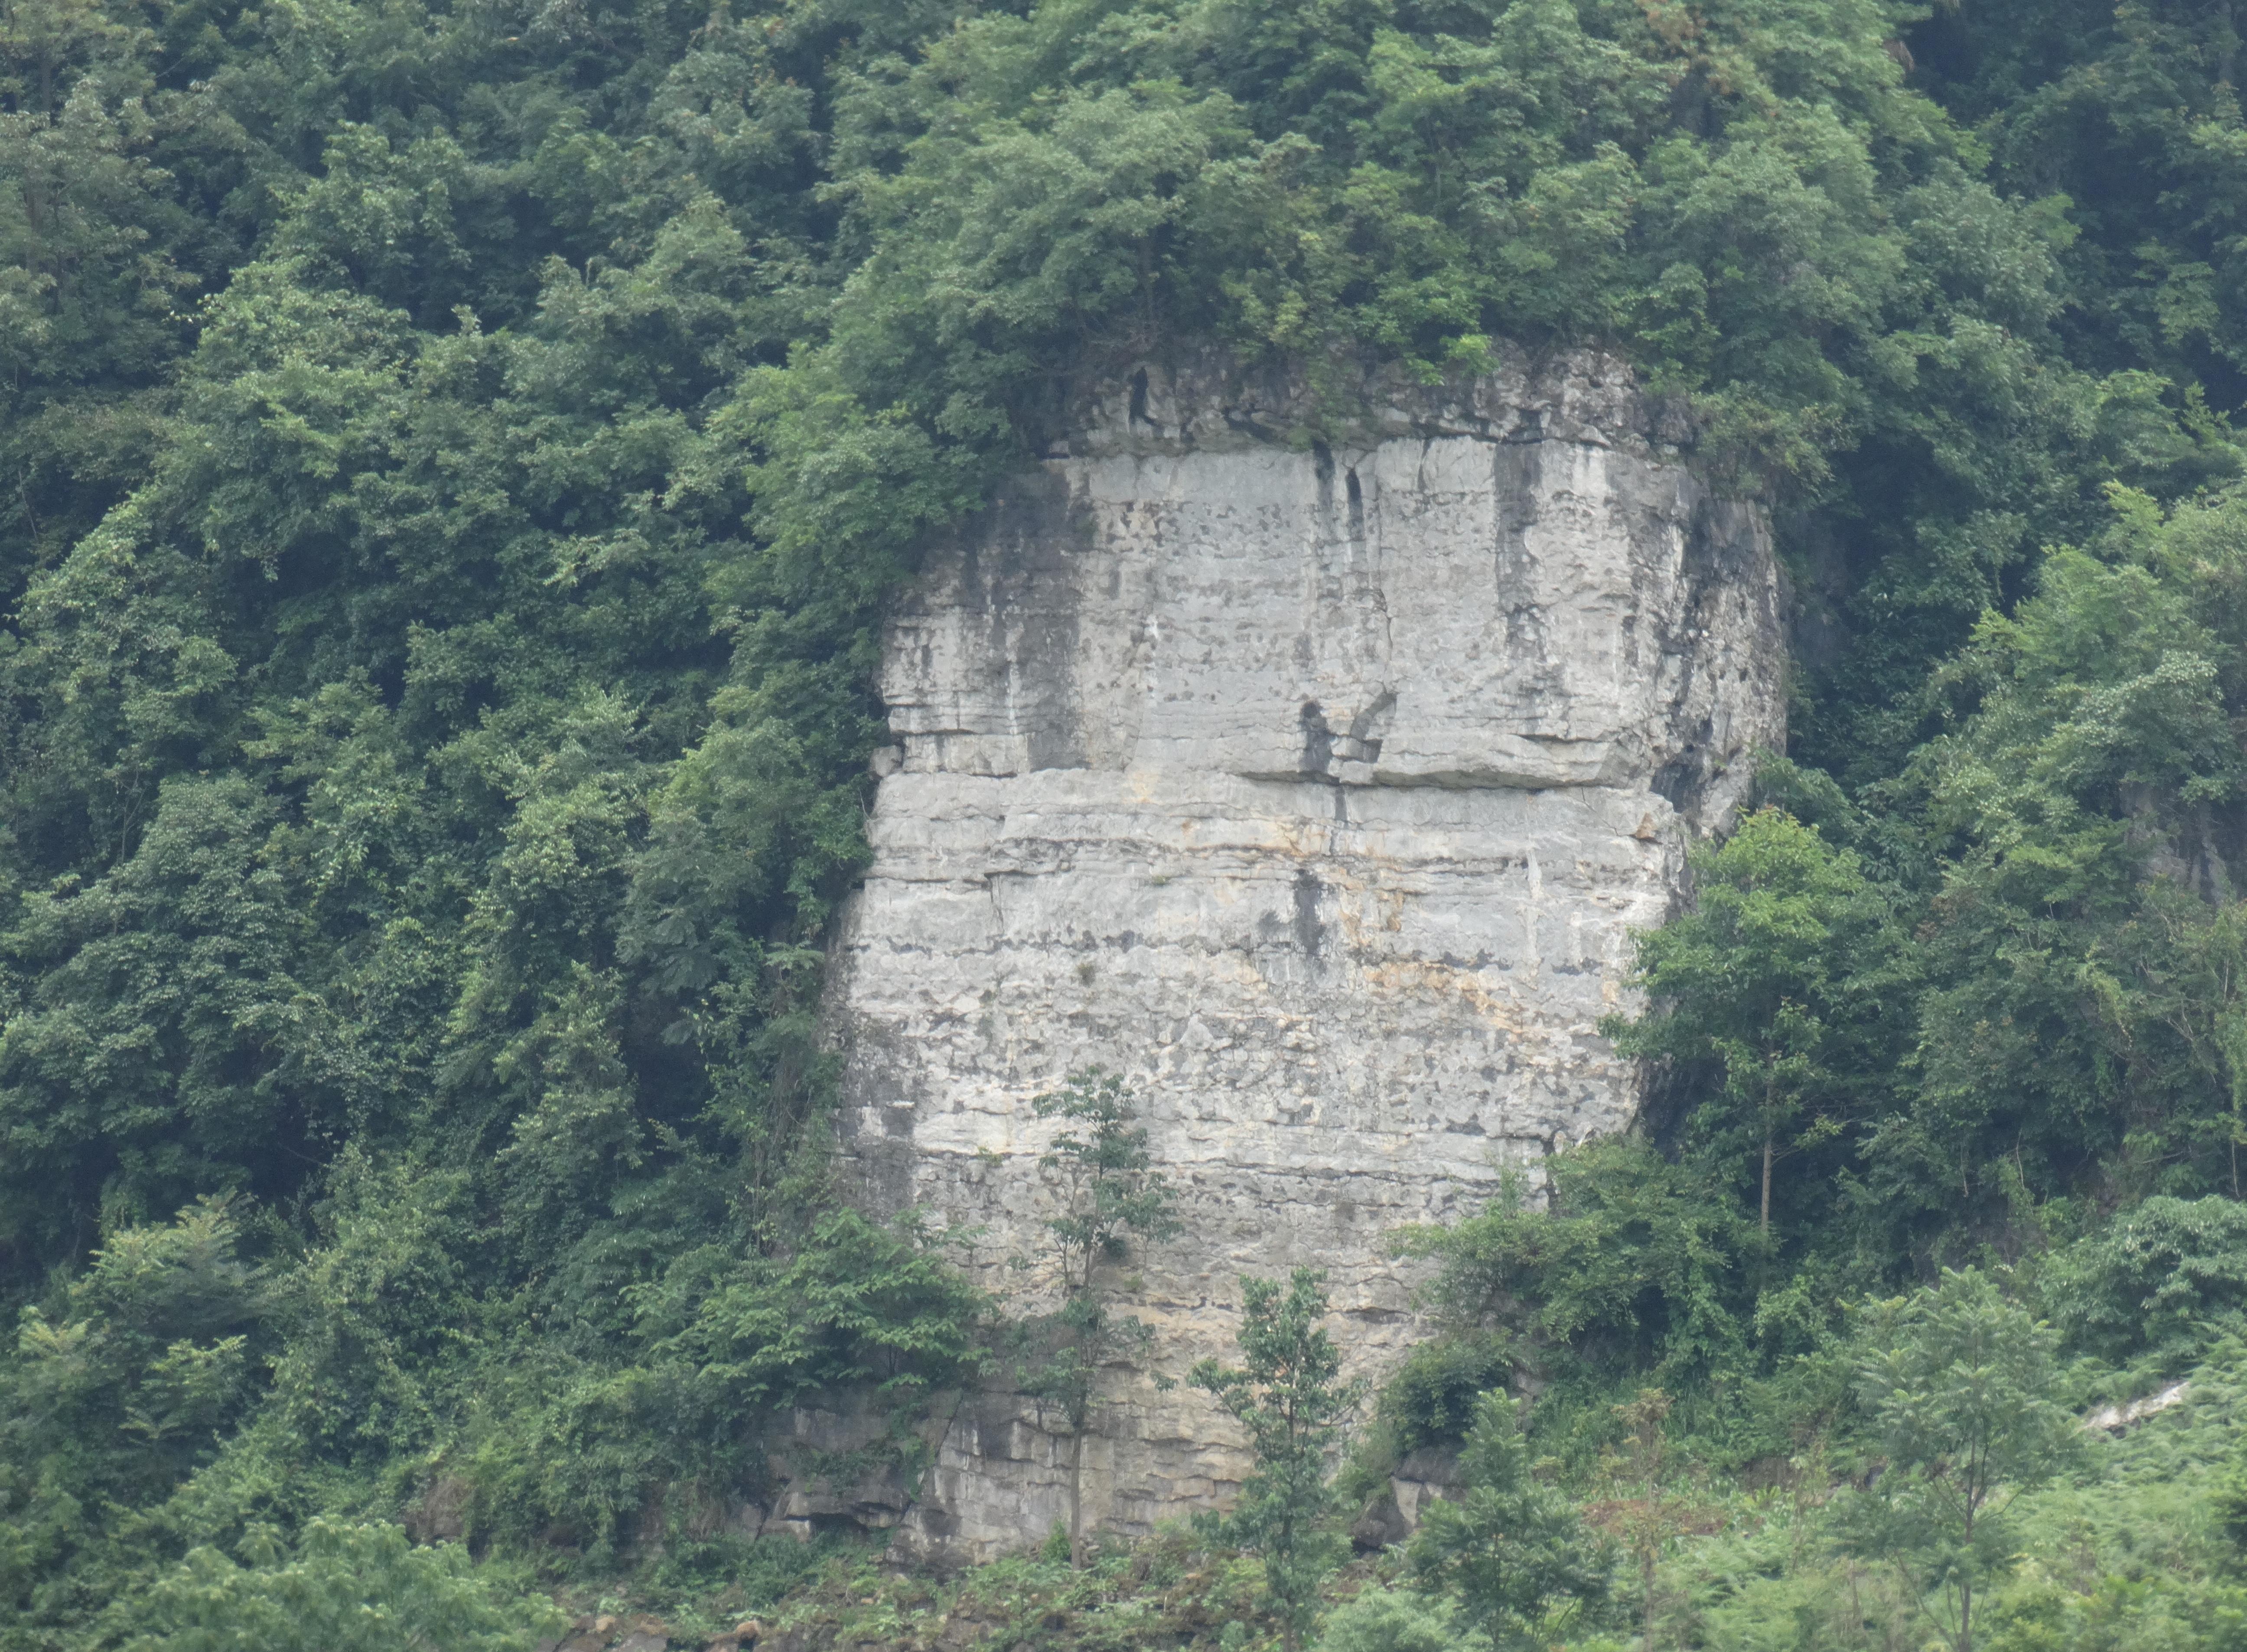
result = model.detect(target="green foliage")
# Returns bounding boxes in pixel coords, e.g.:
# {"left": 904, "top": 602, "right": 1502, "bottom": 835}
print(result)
{"left": 0, "top": 1198, "right": 267, "bottom": 1631}
{"left": 1191, "top": 1269, "right": 1363, "bottom": 1652}
{"left": 1314, "top": 1585, "right": 1489, "bottom": 1652}
{"left": 1412, "top": 1139, "right": 1759, "bottom": 1392}
{"left": 1584, "top": 479, "right": 2247, "bottom": 1441}
{"left": 0, "top": 0, "right": 2245, "bottom": 1631}
{"left": 2044, "top": 1196, "right": 2247, "bottom": 1368}
{"left": 1916, "top": 0, "right": 2247, "bottom": 400}
{"left": 1658, "top": 1337, "right": 2247, "bottom": 1652}
{"left": 1406, "top": 1392, "right": 1611, "bottom": 1651}
{"left": 118, "top": 1519, "right": 560, "bottom": 1652}
{"left": 1609, "top": 806, "right": 1902, "bottom": 1237}
{"left": 462, "top": 1205, "right": 988, "bottom": 1554}
{"left": 1032, "top": 1069, "right": 1183, "bottom": 1292}
{"left": 1018, "top": 1067, "right": 1179, "bottom": 1567}
{"left": 1840, "top": 1269, "right": 2084, "bottom": 1652}
{"left": 1378, "top": 1333, "right": 1514, "bottom": 1455}
{"left": 1879, "top": 485, "right": 2247, "bottom": 1232}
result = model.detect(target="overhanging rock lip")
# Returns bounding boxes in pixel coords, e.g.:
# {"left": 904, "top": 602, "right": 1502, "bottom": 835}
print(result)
{"left": 1338, "top": 751, "right": 1623, "bottom": 790}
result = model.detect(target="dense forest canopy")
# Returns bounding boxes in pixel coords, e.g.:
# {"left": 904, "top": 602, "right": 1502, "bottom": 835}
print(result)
{"left": 7, "top": 0, "right": 2247, "bottom": 1645}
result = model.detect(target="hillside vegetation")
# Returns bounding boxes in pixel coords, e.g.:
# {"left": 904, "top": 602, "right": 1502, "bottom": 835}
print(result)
{"left": 6, "top": 0, "right": 2247, "bottom": 1647}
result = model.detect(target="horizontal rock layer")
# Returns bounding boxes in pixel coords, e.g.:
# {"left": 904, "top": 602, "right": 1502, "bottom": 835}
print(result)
{"left": 831, "top": 352, "right": 1786, "bottom": 1564}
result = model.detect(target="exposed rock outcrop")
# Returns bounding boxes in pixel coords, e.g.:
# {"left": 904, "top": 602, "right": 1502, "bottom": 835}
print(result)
{"left": 830, "top": 351, "right": 1786, "bottom": 1564}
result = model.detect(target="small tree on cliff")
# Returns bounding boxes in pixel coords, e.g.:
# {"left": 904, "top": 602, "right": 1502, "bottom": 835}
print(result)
{"left": 1408, "top": 1390, "right": 1610, "bottom": 1651}
{"left": 1020, "top": 1067, "right": 1179, "bottom": 1568}
{"left": 1602, "top": 807, "right": 1894, "bottom": 1239}
{"left": 1191, "top": 1268, "right": 1364, "bottom": 1652}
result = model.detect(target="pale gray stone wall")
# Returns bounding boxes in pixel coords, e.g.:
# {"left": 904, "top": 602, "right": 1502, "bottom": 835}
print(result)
{"left": 829, "top": 351, "right": 1786, "bottom": 1564}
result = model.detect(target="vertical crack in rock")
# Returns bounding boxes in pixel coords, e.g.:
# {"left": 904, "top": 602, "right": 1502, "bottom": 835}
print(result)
{"left": 833, "top": 349, "right": 1786, "bottom": 1564}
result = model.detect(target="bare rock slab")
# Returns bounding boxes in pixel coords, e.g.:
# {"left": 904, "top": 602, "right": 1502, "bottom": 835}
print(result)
{"left": 831, "top": 352, "right": 1786, "bottom": 1564}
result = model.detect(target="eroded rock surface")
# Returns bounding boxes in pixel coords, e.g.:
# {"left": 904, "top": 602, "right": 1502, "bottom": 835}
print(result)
{"left": 830, "top": 352, "right": 1785, "bottom": 1564}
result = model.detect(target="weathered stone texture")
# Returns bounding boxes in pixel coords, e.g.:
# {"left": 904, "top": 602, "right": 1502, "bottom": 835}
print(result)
{"left": 830, "top": 352, "right": 1785, "bottom": 1564}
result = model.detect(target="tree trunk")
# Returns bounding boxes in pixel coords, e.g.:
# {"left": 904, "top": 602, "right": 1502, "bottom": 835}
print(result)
{"left": 1641, "top": 1538, "right": 1659, "bottom": 1650}
{"left": 1957, "top": 1504, "right": 1976, "bottom": 1652}
{"left": 1760, "top": 1131, "right": 1774, "bottom": 1235}
{"left": 1069, "top": 1428, "right": 1086, "bottom": 1569}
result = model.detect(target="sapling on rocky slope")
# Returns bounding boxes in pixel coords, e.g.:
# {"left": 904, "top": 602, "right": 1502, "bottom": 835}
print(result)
{"left": 1018, "top": 1067, "right": 1180, "bottom": 1568}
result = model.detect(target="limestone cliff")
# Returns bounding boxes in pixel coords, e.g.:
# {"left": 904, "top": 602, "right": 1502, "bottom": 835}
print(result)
{"left": 828, "top": 351, "right": 1786, "bottom": 1564}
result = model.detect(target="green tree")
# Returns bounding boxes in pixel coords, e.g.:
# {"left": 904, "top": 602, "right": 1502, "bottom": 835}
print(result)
{"left": 1191, "top": 1268, "right": 1363, "bottom": 1652}
{"left": 7, "top": 1201, "right": 263, "bottom": 1473}
{"left": 1606, "top": 807, "right": 1899, "bottom": 1239}
{"left": 119, "top": 1519, "right": 560, "bottom": 1652}
{"left": 1407, "top": 1391, "right": 1610, "bottom": 1651}
{"left": 1021, "top": 1067, "right": 1179, "bottom": 1568}
{"left": 1914, "top": 0, "right": 2247, "bottom": 406}
{"left": 1885, "top": 485, "right": 2247, "bottom": 1228}
{"left": 1410, "top": 1139, "right": 1758, "bottom": 1391}
{"left": 0, "top": 1197, "right": 267, "bottom": 1632}
{"left": 1840, "top": 1269, "right": 2084, "bottom": 1652}
{"left": 3, "top": 0, "right": 2247, "bottom": 1628}
{"left": 2043, "top": 1195, "right": 2247, "bottom": 1367}
{"left": 1604, "top": 1387, "right": 1691, "bottom": 1652}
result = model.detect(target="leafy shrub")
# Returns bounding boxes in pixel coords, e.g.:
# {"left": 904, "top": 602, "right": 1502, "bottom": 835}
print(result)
{"left": 1840, "top": 1270, "right": 2082, "bottom": 1652}
{"left": 458, "top": 1206, "right": 989, "bottom": 1551}
{"left": 2045, "top": 1197, "right": 2247, "bottom": 1365}
{"left": 0, "top": 1198, "right": 269, "bottom": 1624}
{"left": 1315, "top": 1586, "right": 1489, "bottom": 1652}
{"left": 1380, "top": 1334, "right": 1514, "bottom": 1455}
{"left": 1191, "top": 1270, "right": 1363, "bottom": 1652}
{"left": 117, "top": 1519, "right": 561, "bottom": 1652}
{"left": 1407, "top": 1392, "right": 1612, "bottom": 1650}
{"left": 1409, "top": 1140, "right": 1756, "bottom": 1387}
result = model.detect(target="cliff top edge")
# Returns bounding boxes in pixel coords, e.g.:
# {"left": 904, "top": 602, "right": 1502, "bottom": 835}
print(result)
{"left": 1051, "top": 345, "right": 1696, "bottom": 464}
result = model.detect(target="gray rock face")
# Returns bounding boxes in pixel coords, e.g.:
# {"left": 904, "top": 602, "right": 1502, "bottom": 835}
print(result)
{"left": 830, "top": 352, "right": 1785, "bottom": 1564}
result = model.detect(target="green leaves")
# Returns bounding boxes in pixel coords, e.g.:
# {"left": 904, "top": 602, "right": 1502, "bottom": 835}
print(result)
{"left": 1013, "top": 1068, "right": 1179, "bottom": 1564}
{"left": 2043, "top": 1196, "right": 2247, "bottom": 1367}
{"left": 1854, "top": 1271, "right": 2078, "bottom": 1505}
{"left": 1191, "top": 1268, "right": 1363, "bottom": 1652}
{"left": 646, "top": 1207, "right": 990, "bottom": 1415}
{"left": 1032, "top": 1068, "right": 1183, "bottom": 1286}
{"left": 120, "top": 1519, "right": 560, "bottom": 1652}
{"left": 1842, "top": 1269, "right": 2082, "bottom": 1652}
{"left": 0, "top": 1197, "right": 268, "bottom": 1614}
{"left": 0, "top": 0, "right": 2240, "bottom": 1632}
{"left": 1608, "top": 806, "right": 1902, "bottom": 1239}
{"left": 1410, "top": 1138, "right": 1759, "bottom": 1389}
{"left": 1314, "top": 1585, "right": 1485, "bottom": 1652}
{"left": 1890, "top": 485, "right": 2247, "bottom": 1219}
{"left": 0, "top": 777, "right": 325, "bottom": 1249}
{"left": 1406, "top": 1392, "right": 1611, "bottom": 1652}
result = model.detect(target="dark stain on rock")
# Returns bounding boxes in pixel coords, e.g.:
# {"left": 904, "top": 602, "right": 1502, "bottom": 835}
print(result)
{"left": 1292, "top": 868, "right": 1325, "bottom": 959}
{"left": 1300, "top": 700, "right": 1334, "bottom": 775}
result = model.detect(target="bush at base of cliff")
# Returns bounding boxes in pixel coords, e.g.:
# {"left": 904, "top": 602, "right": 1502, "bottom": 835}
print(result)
{"left": 115, "top": 1521, "right": 561, "bottom": 1652}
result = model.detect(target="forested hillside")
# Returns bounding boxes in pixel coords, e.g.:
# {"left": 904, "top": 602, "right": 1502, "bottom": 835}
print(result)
{"left": 6, "top": 0, "right": 2247, "bottom": 1647}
